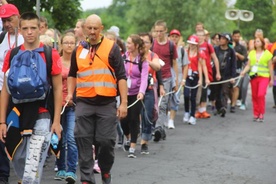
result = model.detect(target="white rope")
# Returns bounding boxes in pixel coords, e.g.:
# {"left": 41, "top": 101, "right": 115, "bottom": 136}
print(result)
{"left": 157, "top": 76, "right": 243, "bottom": 107}
{"left": 127, "top": 99, "right": 140, "bottom": 109}
{"left": 60, "top": 101, "right": 69, "bottom": 115}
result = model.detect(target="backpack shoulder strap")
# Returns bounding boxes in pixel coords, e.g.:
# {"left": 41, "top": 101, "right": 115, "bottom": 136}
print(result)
{"left": 9, "top": 46, "right": 21, "bottom": 66}
{"left": 169, "top": 40, "right": 174, "bottom": 66}
{"left": 43, "top": 45, "right": 53, "bottom": 84}
{"left": 0, "top": 31, "right": 7, "bottom": 44}
{"left": 181, "top": 47, "right": 185, "bottom": 65}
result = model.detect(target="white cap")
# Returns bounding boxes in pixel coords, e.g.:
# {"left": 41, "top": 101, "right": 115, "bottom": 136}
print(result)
{"left": 107, "top": 26, "right": 120, "bottom": 37}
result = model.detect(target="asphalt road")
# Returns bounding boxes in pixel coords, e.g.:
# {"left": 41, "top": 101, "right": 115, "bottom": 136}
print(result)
{"left": 9, "top": 88, "right": 276, "bottom": 184}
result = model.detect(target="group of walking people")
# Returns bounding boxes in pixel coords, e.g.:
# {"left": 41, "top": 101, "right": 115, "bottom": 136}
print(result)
{"left": 0, "top": 2, "right": 275, "bottom": 184}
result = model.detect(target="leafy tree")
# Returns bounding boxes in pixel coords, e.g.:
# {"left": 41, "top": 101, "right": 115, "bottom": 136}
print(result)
{"left": 8, "top": 0, "right": 81, "bottom": 32}
{"left": 124, "top": 0, "right": 235, "bottom": 40}
{"left": 235, "top": 0, "right": 274, "bottom": 40}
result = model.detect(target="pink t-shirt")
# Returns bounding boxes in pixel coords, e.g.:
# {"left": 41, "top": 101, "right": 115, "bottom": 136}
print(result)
{"left": 62, "top": 62, "right": 69, "bottom": 106}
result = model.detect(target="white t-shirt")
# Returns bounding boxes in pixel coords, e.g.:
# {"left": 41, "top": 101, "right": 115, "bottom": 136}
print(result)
{"left": 0, "top": 32, "right": 24, "bottom": 90}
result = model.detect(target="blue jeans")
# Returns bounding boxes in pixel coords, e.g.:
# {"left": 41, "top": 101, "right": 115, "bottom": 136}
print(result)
{"left": 56, "top": 107, "right": 78, "bottom": 173}
{"left": 184, "top": 77, "right": 199, "bottom": 117}
{"left": 141, "top": 89, "right": 154, "bottom": 141}
{"left": 0, "top": 141, "right": 9, "bottom": 182}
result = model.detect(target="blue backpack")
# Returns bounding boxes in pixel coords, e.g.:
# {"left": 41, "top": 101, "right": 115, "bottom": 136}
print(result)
{"left": 7, "top": 46, "right": 52, "bottom": 104}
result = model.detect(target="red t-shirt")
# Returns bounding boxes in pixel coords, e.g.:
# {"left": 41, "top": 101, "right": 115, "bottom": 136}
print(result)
{"left": 152, "top": 40, "right": 178, "bottom": 79}
{"left": 3, "top": 43, "right": 62, "bottom": 113}
{"left": 199, "top": 41, "right": 214, "bottom": 81}
{"left": 188, "top": 50, "right": 206, "bottom": 72}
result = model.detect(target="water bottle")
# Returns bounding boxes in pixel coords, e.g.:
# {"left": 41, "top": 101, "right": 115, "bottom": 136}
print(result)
{"left": 51, "top": 133, "right": 59, "bottom": 149}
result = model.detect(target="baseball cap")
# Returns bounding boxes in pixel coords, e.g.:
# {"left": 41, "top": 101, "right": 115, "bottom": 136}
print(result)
{"left": 107, "top": 26, "right": 120, "bottom": 37}
{"left": 187, "top": 35, "right": 199, "bottom": 45}
{"left": 169, "top": 29, "right": 181, "bottom": 36}
{"left": 0, "top": 4, "right": 19, "bottom": 18}
{"left": 219, "top": 33, "right": 232, "bottom": 44}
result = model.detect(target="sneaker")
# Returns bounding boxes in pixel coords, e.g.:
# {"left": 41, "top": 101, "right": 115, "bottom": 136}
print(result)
{"left": 188, "top": 116, "right": 196, "bottom": 125}
{"left": 195, "top": 112, "right": 202, "bottom": 118}
{"left": 230, "top": 106, "right": 235, "bottom": 113}
{"left": 183, "top": 112, "right": 190, "bottom": 123}
{"left": 65, "top": 172, "right": 77, "bottom": 184}
{"left": 0, "top": 178, "right": 9, "bottom": 184}
{"left": 236, "top": 100, "right": 242, "bottom": 107}
{"left": 253, "top": 116, "right": 258, "bottom": 122}
{"left": 54, "top": 170, "right": 66, "bottom": 180}
{"left": 168, "top": 119, "right": 175, "bottom": 129}
{"left": 123, "top": 141, "right": 130, "bottom": 152}
{"left": 141, "top": 144, "right": 149, "bottom": 155}
{"left": 128, "top": 148, "right": 136, "bottom": 158}
{"left": 201, "top": 111, "right": 211, "bottom": 118}
{"left": 153, "top": 127, "right": 161, "bottom": 142}
{"left": 93, "top": 160, "right": 101, "bottom": 174}
{"left": 239, "top": 104, "right": 246, "bottom": 110}
{"left": 54, "top": 164, "right": 58, "bottom": 172}
{"left": 220, "top": 107, "right": 226, "bottom": 117}
{"left": 102, "top": 173, "right": 112, "bottom": 184}
{"left": 273, "top": 105, "right": 276, "bottom": 109}
{"left": 258, "top": 114, "right": 264, "bottom": 122}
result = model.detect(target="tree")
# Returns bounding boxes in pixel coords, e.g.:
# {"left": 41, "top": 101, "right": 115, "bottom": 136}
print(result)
{"left": 235, "top": 0, "right": 274, "bottom": 40}
{"left": 125, "top": 0, "right": 235, "bottom": 40}
{"left": 8, "top": 0, "right": 81, "bottom": 32}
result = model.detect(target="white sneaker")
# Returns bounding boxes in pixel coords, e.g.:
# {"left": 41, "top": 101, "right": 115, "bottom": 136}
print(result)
{"left": 168, "top": 119, "right": 175, "bottom": 129}
{"left": 239, "top": 104, "right": 246, "bottom": 110}
{"left": 188, "top": 116, "right": 196, "bottom": 125}
{"left": 183, "top": 112, "right": 190, "bottom": 123}
{"left": 236, "top": 100, "right": 242, "bottom": 107}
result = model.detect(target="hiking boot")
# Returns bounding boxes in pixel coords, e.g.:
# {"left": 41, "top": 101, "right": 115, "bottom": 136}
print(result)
{"left": 230, "top": 106, "right": 235, "bottom": 113}
{"left": 168, "top": 119, "right": 175, "bottom": 129}
{"left": 102, "top": 173, "right": 112, "bottom": 184}
{"left": 201, "top": 111, "right": 211, "bottom": 118}
{"left": 54, "top": 170, "right": 66, "bottom": 180}
{"left": 141, "top": 144, "right": 149, "bottom": 155}
{"left": 123, "top": 141, "right": 130, "bottom": 152}
{"left": 65, "top": 172, "right": 77, "bottom": 184}
{"left": 188, "top": 116, "right": 196, "bottom": 125}
{"left": 128, "top": 148, "right": 136, "bottom": 158}
{"left": 183, "top": 112, "right": 190, "bottom": 123}
{"left": 220, "top": 108, "right": 226, "bottom": 117}
{"left": 195, "top": 112, "right": 202, "bottom": 118}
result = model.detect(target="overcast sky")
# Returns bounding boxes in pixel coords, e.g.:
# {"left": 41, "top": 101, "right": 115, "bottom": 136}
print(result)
{"left": 80, "top": 0, "right": 113, "bottom": 10}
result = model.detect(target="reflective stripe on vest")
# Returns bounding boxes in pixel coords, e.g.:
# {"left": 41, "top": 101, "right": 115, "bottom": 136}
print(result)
{"left": 249, "top": 49, "right": 272, "bottom": 78}
{"left": 76, "top": 37, "right": 117, "bottom": 97}
{"left": 77, "top": 81, "right": 117, "bottom": 88}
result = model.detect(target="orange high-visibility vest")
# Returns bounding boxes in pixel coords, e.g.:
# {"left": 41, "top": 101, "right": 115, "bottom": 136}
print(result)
{"left": 76, "top": 37, "right": 117, "bottom": 97}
